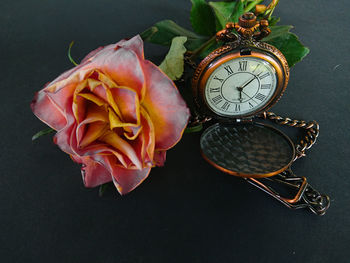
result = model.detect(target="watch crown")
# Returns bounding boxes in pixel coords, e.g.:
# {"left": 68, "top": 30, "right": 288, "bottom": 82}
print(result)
{"left": 238, "top": 12, "right": 257, "bottom": 28}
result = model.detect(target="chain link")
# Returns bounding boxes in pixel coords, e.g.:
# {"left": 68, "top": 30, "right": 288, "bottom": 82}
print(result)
{"left": 259, "top": 111, "right": 320, "bottom": 160}
{"left": 184, "top": 52, "right": 198, "bottom": 70}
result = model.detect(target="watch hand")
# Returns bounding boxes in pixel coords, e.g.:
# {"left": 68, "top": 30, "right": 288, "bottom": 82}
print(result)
{"left": 237, "top": 87, "right": 243, "bottom": 102}
{"left": 240, "top": 75, "right": 258, "bottom": 89}
{"left": 241, "top": 90, "right": 258, "bottom": 104}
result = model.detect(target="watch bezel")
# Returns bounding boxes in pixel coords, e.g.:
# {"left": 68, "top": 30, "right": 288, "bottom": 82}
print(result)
{"left": 192, "top": 44, "right": 289, "bottom": 119}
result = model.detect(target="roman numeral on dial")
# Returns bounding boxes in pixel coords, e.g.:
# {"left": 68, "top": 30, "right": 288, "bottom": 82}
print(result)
{"left": 212, "top": 95, "right": 223, "bottom": 104}
{"left": 255, "top": 93, "right": 266, "bottom": 101}
{"left": 248, "top": 102, "right": 254, "bottom": 108}
{"left": 221, "top": 102, "right": 230, "bottom": 111}
{"left": 224, "top": 65, "right": 233, "bottom": 75}
{"left": 213, "top": 76, "right": 224, "bottom": 83}
{"left": 259, "top": 72, "right": 270, "bottom": 80}
{"left": 252, "top": 64, "right": 261, "bottom": 73}
{"left": 210, "top": 87, "right": 220, "bottom": 93}
{"left": 238, "top": 61, "right": 247, "bottom": 71}
{"left": 235, "top": 104, "right": 241, "bottom": 112}
{"left": 261, "top": 84, "right": 271, "bottom": 89}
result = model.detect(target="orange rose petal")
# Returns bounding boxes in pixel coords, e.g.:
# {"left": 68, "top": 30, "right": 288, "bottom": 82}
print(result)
{"left": 89, "top": 78, "right": 124, "bottom": 120}
{"left": 87, "top": 78, "right": 103, "bottom": 91}
{"left": 71, "top": 155, "right": 112, "bottom": 187}
{"left": 141, "top": 60, "right": 190, "bottom": 150}
{"left": 75, "top": 104, "right": 108, "bottom": 145}
{"left": 140, "top": 107, "right": 155, "bottom": 163}
{"left": 46, "top": 67, "right": 93, "bottom": 94}
{"left": 31, "top": 91, "right": 67, "bottom": 131}
{"left": 123, "top": 126, "right": 142, "bottom": 141}
{"left": 127, "top": 108, "right": 154, "bottom": 168}
{"left": 100, "top": 155, "right": 151, "bottom": 195}
{"left": 112, "top": 166, "right": 151, "bottom": 195}
{"left": 79, "top": 103, "right": 109, "bottom": 123}
{"left": 79, "top": 122, "right": 108, "bottom": 148}
{"left": 79, "top": 143, "right": 128, "bottom": 168}
{"left": 90, "top": 46, "right": 146, "bottom": 99}
{"left": 99, "top": 131, "right": 142, "bottom": 170}
{"left": 109, "top": 86, "right": 140, "bottom": 125}
{"left": 96, "top": 70, "right": 119, "bottom": 89}
{"left": 72, "top": 94, "right": 86, "bottom": 123}
{"left": 107, "top": 108, "right": 138, "bottom": 129}
{"left": 77, "top": 93, "right": 106, "bottom": 106}
{"left": 107, "top": 108, "right": 123, "bottom": 129}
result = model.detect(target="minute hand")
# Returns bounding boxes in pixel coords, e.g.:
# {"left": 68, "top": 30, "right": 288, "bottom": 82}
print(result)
{"left": 240, "top": 75, "right": 258, "bottom": 89}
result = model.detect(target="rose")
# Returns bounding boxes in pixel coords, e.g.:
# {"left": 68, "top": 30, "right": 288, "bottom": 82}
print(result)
{"left": 31, "top": 35, "right": 190, "bottom": 194}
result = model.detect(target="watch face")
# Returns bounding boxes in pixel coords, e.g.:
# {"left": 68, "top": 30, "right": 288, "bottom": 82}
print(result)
{"left": 204, "top": 56, "right": 278, "bottom": 117}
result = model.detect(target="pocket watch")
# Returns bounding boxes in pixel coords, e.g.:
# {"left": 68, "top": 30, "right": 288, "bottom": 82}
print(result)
{"left": 191, "top": 13, "right": 330, "bottom": 215}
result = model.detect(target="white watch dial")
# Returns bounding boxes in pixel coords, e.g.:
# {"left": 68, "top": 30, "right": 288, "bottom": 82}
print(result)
{"left": 205, "top": 57, "right": 278, "bottom": 117}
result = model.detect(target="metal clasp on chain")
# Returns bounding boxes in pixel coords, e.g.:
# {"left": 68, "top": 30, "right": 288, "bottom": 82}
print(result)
{"left": 246, "top": 169, "right": 330, "bottom": 215}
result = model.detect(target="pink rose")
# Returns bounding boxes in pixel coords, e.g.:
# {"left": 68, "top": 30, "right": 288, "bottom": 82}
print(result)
{"left": 31, "top": 35, "right": 190, "bottom": 194}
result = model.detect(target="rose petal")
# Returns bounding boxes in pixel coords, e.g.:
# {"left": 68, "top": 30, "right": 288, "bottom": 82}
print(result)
{"left": 99, "top": 131, "right": 142, "bottom": 170}
{"left": 45, "top": 67, "right": 93, "bottom": 94}
{"left": 80, "top": 143, "right": 129, "bottom": 168}
{"left": 80, "top": 46, "right": 105, "bottom": 64}
{"left": 54, "top": 122, "right": 76, "bottom": 155}
{"left": 89, "top": 46, "right": 146, "bottom": 99}
{"left": 112, "top": 166, "right": 151, "bottom": 195}
{"left": 153, "top": 150, "right": 167, "bottom": 166}
{"left": 141, "top": 60, "right": 190, "bottom": 150}
{"left": 71, "top": 155, "right": 112, "bottom": 187}
{"left": 99, "top": 155, "right": 151, "bottom": 195}
{"left": 79, "top": 122, "right": 108, "bottom": 148}
{"left": 128, "top": 107, "right": 155, "bottom": 166}
{"left": 31, "top": 91, "right": 66, "bottom": 131}
{"left": 116, "top": 35, "right": 144, "bottom": 59}
{"left": 75, "top": 103, "right": 108, "bottom": 145}
{"left": 109, "top": 86, "right": 140, "bottom": 124}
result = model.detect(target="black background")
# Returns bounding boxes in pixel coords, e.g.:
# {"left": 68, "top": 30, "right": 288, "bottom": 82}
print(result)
{"left": 1, "top": 0, "right": 349, "bottom": 262}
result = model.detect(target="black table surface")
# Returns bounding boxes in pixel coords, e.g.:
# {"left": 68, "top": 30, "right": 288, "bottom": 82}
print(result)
{"left": 1, "top": 0, "right": 349, "bottom": 262}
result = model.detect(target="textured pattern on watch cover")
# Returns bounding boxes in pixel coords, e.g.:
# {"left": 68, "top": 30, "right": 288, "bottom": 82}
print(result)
{"left": 200, "top": 122, "right": 294, "bottom": 176}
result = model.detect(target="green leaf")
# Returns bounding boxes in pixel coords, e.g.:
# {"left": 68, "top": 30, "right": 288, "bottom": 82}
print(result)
{"left": 140, "top": 20, "right": 208, "bottom": 51}
{"left": 263, "top": 25, "right": 293, "bottom": 42}
{"left": 159, "top": 36, "right": 187, "bottom": 81}
{"left": 268, "top": 16, "right": 280, "bottom": 26}
{"left": 140, "top": 26, "right": 158, "bottom": 41}
{"left": 32, "top": 128, "right": 55, "bottom": 141}
{"left": 185, "top": 123, "right": 203, "bottom": 133}
{"left": 209, "top": 0, "right": 245, "bottom": 31}
{"left": 266, "top": 32, "right": 310, "bottom": 67}
{"left": 190, "top": 0, "right": 216, "bottom": 36}
{"left": 68, "top": 41, "right": 78, "bottom": 66}
{"left": 231, "top": 0, "right": 245, "bottom": 24}
{"left": 244, "top": 0, "right": 264, "bottom": 13}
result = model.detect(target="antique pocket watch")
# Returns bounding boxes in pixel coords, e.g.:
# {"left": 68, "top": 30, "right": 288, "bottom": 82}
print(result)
{"left": 191, "top": 13, "right": 330, "bottom": 215}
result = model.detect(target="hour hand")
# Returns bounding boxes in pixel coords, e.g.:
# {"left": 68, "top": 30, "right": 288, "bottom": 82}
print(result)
{"left": 237, "top": 86, "right": 243, "bottom": 102}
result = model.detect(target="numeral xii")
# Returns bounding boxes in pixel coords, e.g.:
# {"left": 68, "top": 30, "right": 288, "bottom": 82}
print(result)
{"left": 238, "top": 61, "right": 247, "bottom": 71}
